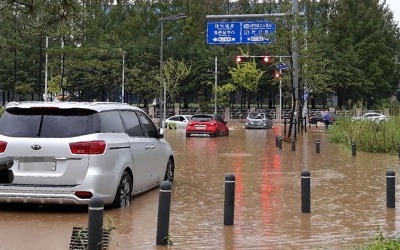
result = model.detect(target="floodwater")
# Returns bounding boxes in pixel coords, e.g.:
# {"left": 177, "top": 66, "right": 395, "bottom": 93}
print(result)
{"left": 1, "top": 123, "right": 400, "bottom": 250}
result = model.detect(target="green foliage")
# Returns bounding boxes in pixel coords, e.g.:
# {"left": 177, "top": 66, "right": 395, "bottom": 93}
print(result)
{"left": 228, "top": 61, "right": 264, "bottom": 93}
{"left": 357, "top": 232, "right": 400, "bottom": 250}
{"left": 167, "top": 122, "right": 176, "bottom": 129}
{"left": 328, "top": 116, "right": 400, "bottom": 154}
{"left": 326, "top": 0, "right": 400, "bottom": 108}
{"left": 164, "top": 58, "right": 191, "bottom": 106}
{"left": 215, "top": 83, "right": 236, "bottom": 108}
{"left": 0, "top": 0, "right": 398, "bottom": 108}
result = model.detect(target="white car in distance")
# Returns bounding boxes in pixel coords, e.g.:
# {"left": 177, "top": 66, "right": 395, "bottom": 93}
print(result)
{"left": 352, "top": 112, "right": 388, "bottom": 123}
{"left": 165, "top": 115, "right": 193, "bottom": 129}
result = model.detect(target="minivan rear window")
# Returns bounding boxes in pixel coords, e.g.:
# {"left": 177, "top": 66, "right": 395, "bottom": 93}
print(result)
{"left": 0, "top": 108, "right": 95, "bottom": 138}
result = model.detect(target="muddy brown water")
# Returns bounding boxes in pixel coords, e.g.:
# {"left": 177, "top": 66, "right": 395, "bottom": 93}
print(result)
{"left": 0, "top": 123, "right": 400, "bottom": 250}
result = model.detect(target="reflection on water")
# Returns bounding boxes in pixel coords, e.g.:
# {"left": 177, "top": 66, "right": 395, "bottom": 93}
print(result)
{"left": 1, "top": 124, "right": 400, "bottom": 249}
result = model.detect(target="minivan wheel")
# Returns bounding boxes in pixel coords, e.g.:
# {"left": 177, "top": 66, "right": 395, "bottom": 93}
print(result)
{"left": 163, "top": 159, "right": 174, "bottom": 182}
{"left": 112, "top": 171, "right": 132, "bottom": 208}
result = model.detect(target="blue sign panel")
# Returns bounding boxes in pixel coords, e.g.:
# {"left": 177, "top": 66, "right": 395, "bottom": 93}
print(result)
{"left": 207, "top": 21, "right": 275, "bottom": 45}
{"left": 207, "top": 22, "right": 241, "bottom": 45}
{"left": 241, "top": 21, "right": 275, "bottom": 44}
{"left": 277, "top": 63, "right": 289, "bottom": 70}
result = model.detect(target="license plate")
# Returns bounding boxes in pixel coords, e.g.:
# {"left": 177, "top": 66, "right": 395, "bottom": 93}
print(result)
{"left": 195, "top": 126, "right": 206, "bottom": 130}
{"left": 18, "top": 157, "right": 56, "bottom": 171}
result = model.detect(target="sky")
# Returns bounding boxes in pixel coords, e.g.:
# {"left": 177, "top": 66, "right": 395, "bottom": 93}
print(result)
{"left": 385, "top": 0, "right": 400, "bottom": 24}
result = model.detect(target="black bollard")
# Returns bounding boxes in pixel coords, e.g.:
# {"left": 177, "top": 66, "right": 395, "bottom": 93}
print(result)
{"left": 224, "top": 173, "right": 235, "bottom": 226}
{"left": 156, "top": 181, "right": 172, "bottom": 245}
{"left": 316, "top": 140, "right": 320, "bottom": 154}
{"left": 352, "top": 141, "right": 356, "bottom": 156}
{"left": 88, "top": 196, "right": 104, "bottom": 250}
{"left": 386, "top": 170, "right": 395, "bottom": 208}
{"left": 301, "top": 170, "right": 311, "bottom": 213}
{"left": 275, "top": 135, "right": 279, "bottom": 148}
{"left": 291, "top": 139, "right": 296, "bottom": 151}
{"left": 278, "top": 136, "right": 283, "bottom": 149}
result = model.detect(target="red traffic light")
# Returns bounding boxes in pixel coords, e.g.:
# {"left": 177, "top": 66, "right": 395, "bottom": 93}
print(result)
{"left": 262, "top": 56, "right": 272, "bottom": 63}
{"left": 235, "top": 56, "right": 250, "bottom": 63}
{"left": 274, "top": 70, "right": 281, "bottom": 78}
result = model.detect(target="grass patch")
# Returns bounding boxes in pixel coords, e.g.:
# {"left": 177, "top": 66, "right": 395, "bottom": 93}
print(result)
{"left": 328, "top": 116, "right": 400, "bottom": 154}
{"left": 356, "top": 232, "right": 400, "bottom": 249}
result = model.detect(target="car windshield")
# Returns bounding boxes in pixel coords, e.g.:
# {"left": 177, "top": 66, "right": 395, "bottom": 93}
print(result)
{"left": 0, "top": 108, "right": 95, "bottom": 138}
{"left": 248, "top": 113, "right": 265, "bottom": 119}
{"left": 191, "top": 115, "right": 213, "bottom": 122}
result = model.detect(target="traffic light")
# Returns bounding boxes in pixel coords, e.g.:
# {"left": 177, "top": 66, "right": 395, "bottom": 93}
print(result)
{"left": 235, "top": 56, "right": 250, "bottom": 63}
{"left": 235, "top": 55, "right": 273, "bottom": 63}
{"left": 274, "top": 70, "right": 281, "bottom": 79}
{"left": 262, "top": 56, "right": 272, "bottom": 63}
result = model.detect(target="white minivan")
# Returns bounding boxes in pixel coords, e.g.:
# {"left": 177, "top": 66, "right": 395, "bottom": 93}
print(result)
{"left": 0, "top": 101, "right": 175, "bottom": 208}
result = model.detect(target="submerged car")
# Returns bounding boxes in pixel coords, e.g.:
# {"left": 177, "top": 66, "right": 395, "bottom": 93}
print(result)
{"left": 186, "top": 114, "right": 229, "bottom": 137}
{"left": 308, "top": 112, "right": 335, "bottom": 125}
{"left": 164, "top": 115, "right": 192, "bottom": 129}
{"left": 0, "top": 101, "right": 175, "bottom": 208}
{"left": 308, "top": 113, "right": 324, "bottom": 124}
{"left": 245, "top": 112, "right": 273, "bottom": 129}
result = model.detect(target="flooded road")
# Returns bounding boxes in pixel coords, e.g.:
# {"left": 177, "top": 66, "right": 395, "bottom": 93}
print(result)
{"left": 1, "top": 123, "right": 400, "bottom": 249}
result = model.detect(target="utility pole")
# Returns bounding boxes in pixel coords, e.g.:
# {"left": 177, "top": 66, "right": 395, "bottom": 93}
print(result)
{"left": 291, "top": 0, "right": 300, "bottom": 140}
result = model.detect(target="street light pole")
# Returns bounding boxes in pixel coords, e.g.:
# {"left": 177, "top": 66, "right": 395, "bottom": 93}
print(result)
{"left": 214, "top": 56, "right": 218, "bottom": 115}
{"left": 122, "top": 51, "right": 125, "bottom": 103}
{"left": 159, "top": 13, "right": 187, "bottom": 128}
{"left": 44, "top": 36, "right": 49, "bottom": 102}
{"left": 159, "top": 21, "right": 164, "bottom": 127}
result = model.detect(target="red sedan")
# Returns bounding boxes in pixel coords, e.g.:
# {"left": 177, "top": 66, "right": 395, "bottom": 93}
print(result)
{"left": 186, "top": 114, "right": 229, "bottom": 137}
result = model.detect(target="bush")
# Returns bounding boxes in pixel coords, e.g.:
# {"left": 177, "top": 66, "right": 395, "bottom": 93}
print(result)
{"left": 328, "top": 116, "right": 400, "bottom": 154}
{"left": 357, "top": 232, "right": 400, "bottom": 249}
{"left": 167, "top": 122, "right": 176, "bottom": 129}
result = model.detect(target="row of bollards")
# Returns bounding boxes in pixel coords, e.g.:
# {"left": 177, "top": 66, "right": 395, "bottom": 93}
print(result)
{"left": 155, "top": 168, "right": 397, "bottom": 246}
{"left": 274, "top": 136, "right": 361, "bottom": 157}
{"left": 85, "top": 168, "right": 398, "bottom": 247}
{"left": 275, "top": 138, "right": 400, "bottom": 158}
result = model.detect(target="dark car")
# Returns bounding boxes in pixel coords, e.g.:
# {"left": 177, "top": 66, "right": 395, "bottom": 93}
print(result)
{"left": 186, "top": 114, "right": 229, "bottom": 137}
{"left": 308, "top": 113, "right": 324, "bottom": 124}
{"left": 308, "top": 112, "right": 335, "bottom": 125}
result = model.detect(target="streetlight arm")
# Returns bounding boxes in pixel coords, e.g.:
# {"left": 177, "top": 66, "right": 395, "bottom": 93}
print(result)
{"left": 159, "top": 13, "right": 187, "bottom": 22}
{"left": 158, "top": 13, "right": 187, "bottom": 128}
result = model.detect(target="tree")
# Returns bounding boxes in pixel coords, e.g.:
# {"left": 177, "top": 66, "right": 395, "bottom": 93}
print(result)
{"left": 163, "top": 58, "right": 191, "bottom": 109}
{"left": 326, "top": 0, "right": 400, "bottom": 109}
{"left": 228, "top": 60, "right": 264, "bottom": 109}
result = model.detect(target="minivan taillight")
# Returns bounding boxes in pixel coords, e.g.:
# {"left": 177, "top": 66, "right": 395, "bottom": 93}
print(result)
{"left": 0, "top": 141, "right": 7, "bottom": 153}
{"left": 69, "top": 141, "right": 106, "bottom": 155}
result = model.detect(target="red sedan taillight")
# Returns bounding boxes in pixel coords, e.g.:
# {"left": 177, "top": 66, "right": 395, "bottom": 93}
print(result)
{"left": 69, "top": 141, "right": 106, "bottom": 155}
{"left": 0, "top": 141, "right": 7, "bottom": 153}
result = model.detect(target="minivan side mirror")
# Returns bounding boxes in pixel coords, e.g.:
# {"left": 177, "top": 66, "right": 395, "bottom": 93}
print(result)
{"left": 158, "top": 128, "right": 165, "bottom": 138}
